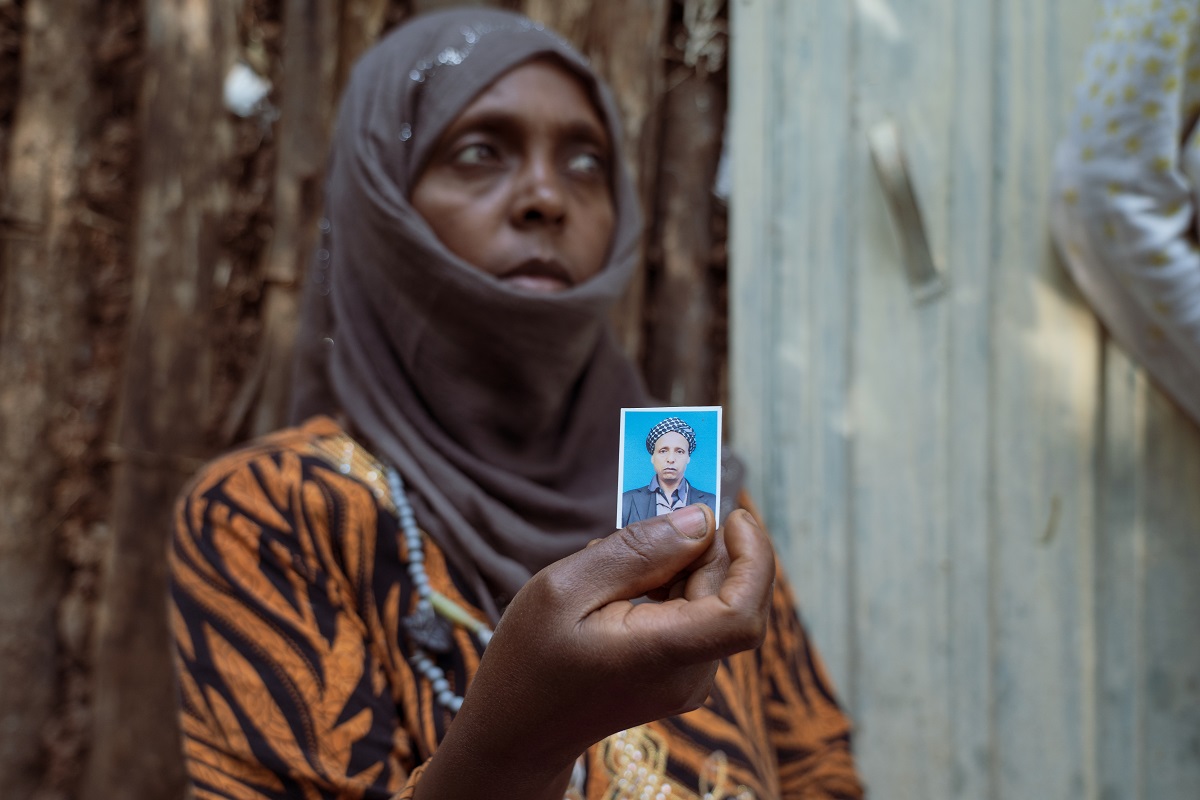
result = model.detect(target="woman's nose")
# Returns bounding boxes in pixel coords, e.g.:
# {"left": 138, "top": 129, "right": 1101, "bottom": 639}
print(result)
{"left": 511, "top": 155, "right": 566, "bottom": 227}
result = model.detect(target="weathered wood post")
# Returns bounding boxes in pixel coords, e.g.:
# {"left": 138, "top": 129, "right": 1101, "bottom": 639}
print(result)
{"left": 82, "top": 1, "right": 239, "bottom": 796}
{"left": 0, "top": 0, "right": 98, "bottom": 795}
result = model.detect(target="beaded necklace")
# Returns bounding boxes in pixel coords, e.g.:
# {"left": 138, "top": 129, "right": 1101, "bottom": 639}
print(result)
{"left": 314, "top": 434, "right": 494, "bottom": 713}
{"left": 386, "top": 465, "right": 493, "bottom": 715}
{"left": 318, "top": 433, "right": 586, "bottom": 797}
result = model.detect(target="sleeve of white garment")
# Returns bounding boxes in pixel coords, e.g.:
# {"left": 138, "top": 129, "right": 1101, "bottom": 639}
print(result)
{"left": 1050, "top": 0, "right": 1200, "bottom": 422}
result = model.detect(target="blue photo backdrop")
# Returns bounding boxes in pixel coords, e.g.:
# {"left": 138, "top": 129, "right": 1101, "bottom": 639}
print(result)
{"left": 619, "top": 407, "right": 722, "bottom": 495}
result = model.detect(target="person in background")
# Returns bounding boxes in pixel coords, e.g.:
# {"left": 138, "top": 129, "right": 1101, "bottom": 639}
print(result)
{"left": 169, "top": 8, "right": 863, "bottom": 799}
{"left": 1051, "top": 0, "right": 1200, "bottom": 424}
{"left": 622, "top": 417, "right": 717, "bottom": 526}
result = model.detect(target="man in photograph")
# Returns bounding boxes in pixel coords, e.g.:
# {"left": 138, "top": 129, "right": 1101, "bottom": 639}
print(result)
{"left": 622, "top": 417, "right": 717, "bottom": 526}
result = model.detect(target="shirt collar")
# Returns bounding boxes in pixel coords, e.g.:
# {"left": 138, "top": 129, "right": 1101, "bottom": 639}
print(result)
{"left": 649, "top": 475, "right": 689, "bottom": 499}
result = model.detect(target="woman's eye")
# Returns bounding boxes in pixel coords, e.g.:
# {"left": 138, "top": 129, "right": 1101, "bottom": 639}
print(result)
{"left": 453, "top": 143, "right": 496, "bottom": 165}
{"left": 566, "top": 151, "right": 605, "bottom": 176}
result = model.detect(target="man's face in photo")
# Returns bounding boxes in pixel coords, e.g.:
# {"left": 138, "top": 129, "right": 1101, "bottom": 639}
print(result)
{"left": 651, "top": 431, "right": 691, "bottom": 486}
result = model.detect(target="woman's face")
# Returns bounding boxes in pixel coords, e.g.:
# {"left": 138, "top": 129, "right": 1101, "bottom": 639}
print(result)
{"left": 410, "top": 57, "right": 616, "bottom": 293}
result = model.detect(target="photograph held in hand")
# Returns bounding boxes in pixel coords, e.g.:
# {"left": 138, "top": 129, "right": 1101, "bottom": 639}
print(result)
{"left": 617, "top": 407, "right": 722, "bottom": 528}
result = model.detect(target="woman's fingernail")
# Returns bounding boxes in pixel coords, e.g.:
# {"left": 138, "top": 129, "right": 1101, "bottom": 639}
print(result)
{"left": 670, "top": 504, "right": 711, "bottom": 539}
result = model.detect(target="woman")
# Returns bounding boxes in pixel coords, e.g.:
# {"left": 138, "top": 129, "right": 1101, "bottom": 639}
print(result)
{"left": 170, "top": 8, "right": 863, "bottom": 799}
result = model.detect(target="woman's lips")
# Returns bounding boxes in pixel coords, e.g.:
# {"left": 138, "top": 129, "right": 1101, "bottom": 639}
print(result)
{"left": 501, "top": 258, "right": 573, "bottom": 292}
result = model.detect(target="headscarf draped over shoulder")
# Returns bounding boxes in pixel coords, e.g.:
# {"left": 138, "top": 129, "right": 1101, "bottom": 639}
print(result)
{"left": 290, "top": 8, "right": 649, "bottom": 616}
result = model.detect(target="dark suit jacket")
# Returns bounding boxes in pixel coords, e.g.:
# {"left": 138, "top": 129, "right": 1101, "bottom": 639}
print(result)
{"left": 621, "top": 480, "right": 717, "bottom": 527}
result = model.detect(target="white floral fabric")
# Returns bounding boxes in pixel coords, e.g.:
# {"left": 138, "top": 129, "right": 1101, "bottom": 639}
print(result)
{"left": 1052, "top": 0, "right": 1200, "bottom": 422}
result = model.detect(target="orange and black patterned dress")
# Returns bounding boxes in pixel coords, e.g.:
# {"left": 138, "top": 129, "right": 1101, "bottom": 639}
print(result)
{"left": 169, "top": 417, "right": 864, "bottom": 800}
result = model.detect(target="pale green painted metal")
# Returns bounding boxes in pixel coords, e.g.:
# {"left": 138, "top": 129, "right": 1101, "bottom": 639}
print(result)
{"left": 729, "top": 0, "right": 1200, "bottom": 797}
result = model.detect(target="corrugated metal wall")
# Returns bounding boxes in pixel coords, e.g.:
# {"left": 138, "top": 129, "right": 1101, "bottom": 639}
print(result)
{"left": 729, "top": 0, "right": 1200, "bottom": 796}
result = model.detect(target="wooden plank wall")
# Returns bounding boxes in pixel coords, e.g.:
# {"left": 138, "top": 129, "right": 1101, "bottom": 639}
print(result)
{"left": 729, "top": 0, "right": 1200, "bottom": 797}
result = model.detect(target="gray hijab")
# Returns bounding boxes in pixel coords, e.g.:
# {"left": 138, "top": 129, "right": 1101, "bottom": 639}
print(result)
{"left": 289, "top": 8, "right": 650, "bottom": 617}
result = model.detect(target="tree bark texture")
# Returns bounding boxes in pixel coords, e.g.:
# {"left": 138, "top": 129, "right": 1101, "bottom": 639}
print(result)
{"left": 228, "top": 0, "right": 340, "bottom": 440}
{"left": 0, "top": 0, "right": 98, "bottom": 796}
{"left": 336, "top": 0, "right": 392, "bottom": 90}
{"left": 644, "top": 57, "right": 726, "bottom": 404}
{"left": 0, "top": 1, "right": 729, "bottom": 797}
{"left": 81, "top": 0, "right": 239, "bottom": 797}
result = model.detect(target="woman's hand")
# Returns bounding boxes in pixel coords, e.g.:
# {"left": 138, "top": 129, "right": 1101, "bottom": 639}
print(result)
{"left": 414, "top": 504, "right": 775, "bottom": 800}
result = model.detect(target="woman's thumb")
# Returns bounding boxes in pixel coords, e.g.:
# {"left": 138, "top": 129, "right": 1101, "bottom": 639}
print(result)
{"left": 557, "top": 504, "right": 717, "bottom": 611}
